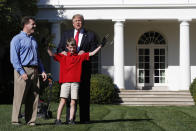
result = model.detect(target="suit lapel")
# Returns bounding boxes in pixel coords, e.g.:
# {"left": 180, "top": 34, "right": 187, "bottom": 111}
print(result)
{"left": 71, "top": 29, "right": 74, "bottom": 38}
{"left": 80, "top": 29, "right": 87, "bottom": 49}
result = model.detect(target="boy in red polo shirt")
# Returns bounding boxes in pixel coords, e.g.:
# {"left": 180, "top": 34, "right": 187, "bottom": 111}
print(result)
{"left": 47, "top": 38, "right": 102, "bottom": 125}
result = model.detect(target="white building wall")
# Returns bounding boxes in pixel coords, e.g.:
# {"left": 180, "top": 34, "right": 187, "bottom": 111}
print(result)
{"left": 123, "top": 21, "right": 182, "bottom": 90}
{"left": 85, "top": 21, "right": 184, "bottom": 90}
{"left": 37, "top": 0, "right": 196, "bottom": 5}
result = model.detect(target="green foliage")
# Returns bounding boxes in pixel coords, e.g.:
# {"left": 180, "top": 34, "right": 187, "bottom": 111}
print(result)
{"left": 40, "top": 74, "right": 119, "bottom": 104}
{"left": 48, "top": 43, "right": 56, "bottom": 49}
{"left": 0, "top": 0, "right": 38, "bottom": 46}
{"left": 90, "top": 74, "right": 119, "bottom": 104}
{"left": 33, "top": 21, "right": 54, "bottom": 72}
{"left": 190, "top": 78, "right": 196, "bottom": 103}
{"left": 40, "top": 80, "right": 60, "bottom": 103}
{"left": 34, "top": 21, "right": 54, "bottom": 51}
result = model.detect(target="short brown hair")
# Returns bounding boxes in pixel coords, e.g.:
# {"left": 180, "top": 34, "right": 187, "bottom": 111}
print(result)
{"left": 21, "top": 16, "right": 35, "bottom": 28}
{"left": 66, "top": 38, "right": 76, "bottom": 47}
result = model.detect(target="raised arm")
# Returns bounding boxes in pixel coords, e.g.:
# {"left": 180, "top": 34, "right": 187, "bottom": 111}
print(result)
{"left": 89, "top": 34, "right": 109, "bottom": 56}
{"left": 47, "top": 48, "right": 54, "bottom": 56}
{"left": 89, "top": 45, "right": 102, "bottom": 56}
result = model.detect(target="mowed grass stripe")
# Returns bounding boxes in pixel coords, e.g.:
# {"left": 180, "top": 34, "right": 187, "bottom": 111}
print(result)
{"left": 1, "top": 104, "right": 196, "bottom": 131}
{"left": 142, "top": 106, "right": 195, "bottom": 131}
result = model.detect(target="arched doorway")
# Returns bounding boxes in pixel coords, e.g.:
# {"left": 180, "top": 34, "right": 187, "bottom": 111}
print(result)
{"left": 136, "top": 31, "right": 168, "bottom": 89}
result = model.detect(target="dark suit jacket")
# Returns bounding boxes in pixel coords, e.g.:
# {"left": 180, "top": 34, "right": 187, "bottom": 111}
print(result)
{"left": 57, "top": 29, "right": 97, "bottom": 53}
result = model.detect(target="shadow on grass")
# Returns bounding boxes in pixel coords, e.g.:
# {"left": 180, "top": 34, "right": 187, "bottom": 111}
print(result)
{"left": 90, "top": 119, "right": 152, "bottom": 124}
{"left": 36, "top": 119, "right": 152, "bottom": 126}
{"left": 33, "top": 122, "right": 55, "bottom": 126}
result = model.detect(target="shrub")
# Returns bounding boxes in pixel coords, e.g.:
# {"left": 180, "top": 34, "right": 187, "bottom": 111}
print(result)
{"left": 40, "top": 79, "right": 60, "bottom": 103}
{"left": 90, "top": 74, "right": 119, "bottom": 104}
{"left": 190, "top": 78, "right": 196, "bottom": 103}
{"left": 40, "top": 74, "right": 119, "bottom": 104}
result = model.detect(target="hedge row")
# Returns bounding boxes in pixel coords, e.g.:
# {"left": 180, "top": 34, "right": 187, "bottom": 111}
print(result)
{"left": 190, "top": 78, "right": 196, "bottom": 103}
{"left": 40, "top": 74, "right": 119, "bottom": 104}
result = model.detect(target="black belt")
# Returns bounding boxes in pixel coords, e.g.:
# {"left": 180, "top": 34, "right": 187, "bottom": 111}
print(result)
{"left": 23, "top": 65, "right": 38, "bottom": 68}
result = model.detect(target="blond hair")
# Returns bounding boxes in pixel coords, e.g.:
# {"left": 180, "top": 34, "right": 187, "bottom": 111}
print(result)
{"left": 72, "top": 14, "right": 84, "bottom": 23}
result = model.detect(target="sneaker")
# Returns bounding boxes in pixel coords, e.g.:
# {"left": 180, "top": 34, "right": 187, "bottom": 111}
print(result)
{"left": 12, "top": 122, "right": 21, "bottom": 126}
{"left": 27, "top": 122, "right": 36, "bottom": 126}
{"left": 68, "top": 119, "right": 75, "bottom": 125}
{"left": 54, "top": 119, "right": 62, "bottom": 125}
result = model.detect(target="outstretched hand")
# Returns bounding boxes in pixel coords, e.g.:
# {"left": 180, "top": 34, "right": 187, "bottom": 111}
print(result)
{"left": 47, "top": 48, "right": 53, "bottom": 56}
{"left": 42, "top": 72, "right": 47, "bottom": 81}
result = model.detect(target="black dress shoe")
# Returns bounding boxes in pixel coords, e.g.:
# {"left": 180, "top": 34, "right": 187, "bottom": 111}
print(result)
{"left": 68, "top": 119, "right": 75, "bottom": 125}
{"left": 54, "top": 119, "right": 62, "bottom": 125}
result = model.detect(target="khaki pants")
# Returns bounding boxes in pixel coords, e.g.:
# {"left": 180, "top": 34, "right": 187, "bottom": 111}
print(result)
{"left": 12, "top": 67, "right": 40, "bottom": 124}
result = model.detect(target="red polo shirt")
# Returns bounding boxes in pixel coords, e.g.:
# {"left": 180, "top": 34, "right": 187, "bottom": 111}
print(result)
{"left": 53, "top": 52, "right": 89, "bottom": 83}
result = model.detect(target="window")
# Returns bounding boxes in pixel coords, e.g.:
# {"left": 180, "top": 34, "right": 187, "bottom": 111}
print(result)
{"left": 138, "top": 31, "right": 166, "bottom": 45}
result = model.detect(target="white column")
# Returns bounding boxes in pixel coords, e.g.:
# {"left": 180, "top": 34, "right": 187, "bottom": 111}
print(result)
{"left": 179, "top": 19, "right": 191, "bottom": 90}
{"left": 113, "top": 19, "right": 125, "bottom": 89}
{"left": 50, "top": 20, "right": 61, "bottom": 81}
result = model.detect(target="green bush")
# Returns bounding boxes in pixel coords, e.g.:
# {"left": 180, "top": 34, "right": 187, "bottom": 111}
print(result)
{"left": 190, "top": 78, "right": 196, "bottom": 103}
{"left": 90, "top": 74, "right": 119, "bottom": 104}
{"left": 40, "top": 79, "right": 60, "bottom": 103}
{"left": 39, "top": 74, "right": 119, "bottom": 104}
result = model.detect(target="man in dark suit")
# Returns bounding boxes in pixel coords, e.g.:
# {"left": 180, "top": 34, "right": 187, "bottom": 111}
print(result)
{"left": 57, "top": 14, "right": 98, "bottom": 123}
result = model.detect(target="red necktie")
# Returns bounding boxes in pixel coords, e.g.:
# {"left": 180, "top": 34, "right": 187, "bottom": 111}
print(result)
{"left": 75, "top": 30, "right": 79, "bottom": 47}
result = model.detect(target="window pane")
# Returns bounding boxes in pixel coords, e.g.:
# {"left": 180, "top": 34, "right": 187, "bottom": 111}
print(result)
{"left": 160, "top": 49, "right": 165, "bottom": 55}
{"left": 154, "top": 70, "right": 159, "bottom": 76}
{"left": 160, "top": 40, "right": 166, "bottom": 44}
{"left": 155, "top": 77, "right": 159, "bottom": 83}
{"left": 139, "top": 56, "right": 144, "bottom": 62}
{"left": 145, "top": 56, "right": 149, "bottom": 62}
{"left": 150, "top": 32, "right": 154, "bottom": 37}
{"left": 145, "top": 77, "right": 150, "bottom": 83}
{"left": 139, "top": 49, "right": 144, "bottom": 55}
{"left": 139, "top": 70, "right": 144, "bottom": 77}
{"left": 154, "top": 32, "right": 159, "bottom": 37}
{"left": 158, "top": 36, "right": 163, "bottom": 41}
{"left": 138, "top": 40, "right": 144, "bottom": 44}
{"left": 154, "top": 56, "right": 159, "bottom": 62}
{"left": 160, "top": 77, "right": 165, "bottom": 83}
{"left": 139, "top": 63, "right": 144, "bottom": 69}
{"left": 139, "top": 77, "right": 144, "bottom": 83}
{"left": 154, "top": 63, "right": 159, "bottom": 69}
{"left": 160, "top": 63, "right": 165, "bottom": 69}
{"left": 154, "top": 49, "right": 159, "bottom": 55}
{"left": 145, "top": 63, "right": 150, "bottom": 69}
{"left": 145, "top": 49, "right": 150, "bottom": 55}
{"left": 160, "top": 70, "right": 165, "bottom": 76}
{"left": 145, "top": 70, "right": 150, "bottom": 77}
{"left": 160, "top": 56, "right": 165, "bottom": 62}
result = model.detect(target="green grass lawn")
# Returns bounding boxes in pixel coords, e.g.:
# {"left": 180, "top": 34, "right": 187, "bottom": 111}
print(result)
{"left": 1, "top": 103, "right": 196, "bottom": 131}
